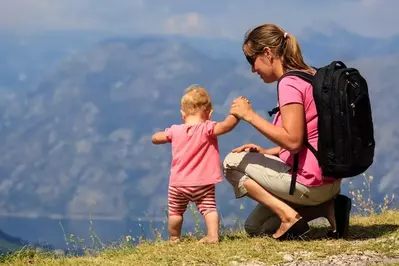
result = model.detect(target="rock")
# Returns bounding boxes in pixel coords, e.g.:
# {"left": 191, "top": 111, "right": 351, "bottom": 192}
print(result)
{"left": 283, "top": 254, "right": 294, "bottom": 262}
{"left": 273, "top": 250, "right": 399, "bottom": 266}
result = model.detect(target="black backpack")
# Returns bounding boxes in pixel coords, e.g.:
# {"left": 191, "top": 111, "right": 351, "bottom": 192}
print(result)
{"left": 269, "top": 61, "right": 375, "bottom": 195}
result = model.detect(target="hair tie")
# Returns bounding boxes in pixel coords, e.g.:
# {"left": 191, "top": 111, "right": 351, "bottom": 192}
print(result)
{"left": 284, "top": 32, "right": 289, "bottom": 39}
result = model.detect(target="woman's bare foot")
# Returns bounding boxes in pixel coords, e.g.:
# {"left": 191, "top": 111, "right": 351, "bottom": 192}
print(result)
{"left": 272, "top": 218, "right": 299, "bottom": 239}
{"left": 168, "top": 237, "right": 180, "bottom": 244}
{"left": 272, "top": 214, "right": 309, "bottom": 239}
{"left": 198, "top": 236, "right": 219, "bottom": 244}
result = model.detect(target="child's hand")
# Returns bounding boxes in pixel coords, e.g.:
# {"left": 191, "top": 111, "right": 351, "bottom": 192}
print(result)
{"left": 230, "top": 96, "right": 253, "bottom": 121}
{"left": 232, "top": 143, "right": 263, "bottom": 153}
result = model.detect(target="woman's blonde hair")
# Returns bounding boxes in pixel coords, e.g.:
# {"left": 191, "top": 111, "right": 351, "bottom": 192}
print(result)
{"left": 181, "top": 84, "right": 213, "bottom": 116}
{"left": 243, "top": 23, "right": 311, "bottom": 72}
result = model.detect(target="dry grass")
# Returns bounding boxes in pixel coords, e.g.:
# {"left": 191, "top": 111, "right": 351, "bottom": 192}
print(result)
{"left": 2, "top": 210, "right": 399, "bottom": 266}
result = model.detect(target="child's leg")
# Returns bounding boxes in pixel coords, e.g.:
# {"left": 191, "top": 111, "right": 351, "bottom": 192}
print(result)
{"left": 200, "top": 211, "right": 219, "bottom": 243}
{"left": 168, "top": 215, "right": 183, "bottom": 243}
{"left": 193, "top": 184, "right": 219, "bottom": 243}
{"left": 168, "top": 186, "right": 189, "bottom": 242}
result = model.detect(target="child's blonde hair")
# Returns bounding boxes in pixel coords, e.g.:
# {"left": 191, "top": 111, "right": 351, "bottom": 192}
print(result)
{"left": 181, "top": 84, "right": 213, "bottom": 116}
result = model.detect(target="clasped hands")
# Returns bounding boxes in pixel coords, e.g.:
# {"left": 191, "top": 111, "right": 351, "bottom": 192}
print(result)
{"left": 229, "top": 96, "right": 254, "bottom": 121}
{"left": 230, "top": 96, "right": 265, "bottom": 154}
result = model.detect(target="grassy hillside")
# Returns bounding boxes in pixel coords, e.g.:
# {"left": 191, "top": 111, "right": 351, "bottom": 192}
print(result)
{"left": 1, "top": 210, "right": 399, "bottom": 265}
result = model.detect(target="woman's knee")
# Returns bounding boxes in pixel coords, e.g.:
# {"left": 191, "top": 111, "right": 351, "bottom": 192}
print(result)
{"left": 244, "top": 221, "right": 260, "bottom": 236}
{"left": 222, "top": 152, "right": 244, "bottom": 170}
{"left": 244, "top": 218, "right": 265, "bottom": 237}
{"left": 222, "top": 152, "right": 245, "bottom": 184}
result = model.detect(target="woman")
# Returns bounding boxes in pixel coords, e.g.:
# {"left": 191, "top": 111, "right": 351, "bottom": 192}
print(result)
{"left": 224, "top": 23, "right": 351, "bottom": 240}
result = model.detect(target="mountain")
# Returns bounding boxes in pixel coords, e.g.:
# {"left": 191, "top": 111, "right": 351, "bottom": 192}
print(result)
{"left": 0, "top": 36, "right": 276, "bottom": 222}
{"left": 0, "top": 228, "right": 27, "bottom": 253}
{"left": 299, "top": 25, "right": 399, "bottom": 64}
{"left": 0, "top": 26, "right": 397, "bottom": 248}
{"left": 0, "top": 29, "right": 110, "bottom": 92}
{"left": 0, "top": 227, "right": 52, "bottom": 254}
{"left": 349, "top": 55, "right": 399, "bottom": 198}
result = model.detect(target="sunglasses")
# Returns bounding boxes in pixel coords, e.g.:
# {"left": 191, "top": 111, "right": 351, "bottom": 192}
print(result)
{"left": 245, "top": 50, "right": 265, "bottom": 67}
{"left": 245, "top": 46, "right": 269, "bottom": 67}
{"left": 246, "top": 54, "right": 257, "bottom": 67}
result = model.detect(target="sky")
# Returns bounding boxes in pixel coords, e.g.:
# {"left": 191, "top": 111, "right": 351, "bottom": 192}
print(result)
{"left": 0, "top": 0, "right": 398, "bottom": 40}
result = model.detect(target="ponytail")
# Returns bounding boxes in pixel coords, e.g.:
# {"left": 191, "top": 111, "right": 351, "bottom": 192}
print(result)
{"left": 243, "top": 24, "right": 311, "bottom": 73}
{"left": 281, "top": 33, "right": 311, "bottom": 72}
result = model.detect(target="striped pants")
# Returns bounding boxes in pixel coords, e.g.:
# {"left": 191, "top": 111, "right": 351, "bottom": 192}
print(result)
{"left": 168, "top": 184, "right": 217, "bottom": 216}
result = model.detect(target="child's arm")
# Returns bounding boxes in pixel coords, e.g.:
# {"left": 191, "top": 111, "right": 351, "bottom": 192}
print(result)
{"left": 212, "top": 114, "right": 240, "bottom": 137}
{"left": 152, "top": 131, "right": 170, "bottom": 144}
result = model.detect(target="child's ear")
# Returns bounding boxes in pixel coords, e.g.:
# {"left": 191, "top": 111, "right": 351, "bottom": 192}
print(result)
{"left": 180, "top": 110, "right": 186, "bottom": 119}
{"left": 208, "top": 109, "right": 214, "bottom": 119}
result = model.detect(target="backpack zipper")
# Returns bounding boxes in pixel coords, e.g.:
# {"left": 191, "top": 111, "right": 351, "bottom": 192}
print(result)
{"left": 345, "top": 72, "right": 361, "bottom": 165}
{"left": 344, "top": 78, "right": 352, "bottom": 165}
{"left": 350, "top": 92, "right": 365, "bottom": 115}
{"left": 348, "top": 79, "right": 364, "bottom": 116}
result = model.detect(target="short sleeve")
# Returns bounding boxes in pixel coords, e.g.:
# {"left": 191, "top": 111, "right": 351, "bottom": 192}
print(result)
{"left": 164, "top": 126, "right": 174, "bottom": 141}
{"left": 204, "top": 120, "right": 217, "bottom": 137}
{"left": 278, "top": 76, "right": 305, "bottom": 107}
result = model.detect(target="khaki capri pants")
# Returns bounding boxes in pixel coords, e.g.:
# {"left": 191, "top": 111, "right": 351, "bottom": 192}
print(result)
{"left": 223, "top": 152, "right": 341, "bottom": 236}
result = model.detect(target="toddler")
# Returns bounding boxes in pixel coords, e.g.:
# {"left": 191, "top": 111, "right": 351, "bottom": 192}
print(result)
{"left": 152, "top": 84, "right": 240, "bottom": 243}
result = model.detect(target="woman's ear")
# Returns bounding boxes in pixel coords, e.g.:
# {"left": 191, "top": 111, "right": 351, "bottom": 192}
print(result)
{"left": 263, "top": 47, "right": 273, "bottom": 60}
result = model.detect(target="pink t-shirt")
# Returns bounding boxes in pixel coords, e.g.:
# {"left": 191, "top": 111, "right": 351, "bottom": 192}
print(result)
{"left": 164, "top": 120, "right": 223, "bottom": 187}
{"left": 272, "top": 75, "right": 336, "bottom": 187}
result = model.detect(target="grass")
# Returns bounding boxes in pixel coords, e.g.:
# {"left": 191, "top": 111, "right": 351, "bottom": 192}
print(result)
{"left": 1, "top": 210, "right": 399, "bottom": 265}
{"left": 1, "top": 173, "right": 397, "bottom": 265}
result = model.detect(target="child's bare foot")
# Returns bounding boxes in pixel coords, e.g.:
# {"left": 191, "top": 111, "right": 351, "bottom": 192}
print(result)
{"left": 198, "top": 236, "right": 219, "bottom": 244}
{"left": 168, "top": 237, "right": 180, "bottom": 244}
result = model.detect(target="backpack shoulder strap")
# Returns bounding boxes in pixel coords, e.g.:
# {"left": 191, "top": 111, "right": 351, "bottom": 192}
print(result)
{"left": 282, "top": 71, "right": 319, "bottom": 157}
{"left": 272, "top": 70, "right": 317, "bottom": 195}
{"left": 268, "top": 71, "right": 314, "bottom": 117}
{"left": 278, "top": 70, "right": 314, "bottom": 85}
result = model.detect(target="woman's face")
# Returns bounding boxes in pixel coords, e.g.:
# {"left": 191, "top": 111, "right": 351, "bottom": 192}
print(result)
{"left": 245, "top": 46, "right": 277, "bottom": 84}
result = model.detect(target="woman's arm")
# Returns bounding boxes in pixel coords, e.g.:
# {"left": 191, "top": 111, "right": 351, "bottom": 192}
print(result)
{"left": 243, "top": 103, "right": 305, "bottom": 153}
{"left": 231, "top": 143, "right": 280, "bottom": 155}
{"left": 230, "top": 99, "right": 305, "bottom": 153}
{"left": 230, "top": 78, "right": 306, "bottom": 153}
{"left": 262, "top": 146, "right": 281, "bottom": 156}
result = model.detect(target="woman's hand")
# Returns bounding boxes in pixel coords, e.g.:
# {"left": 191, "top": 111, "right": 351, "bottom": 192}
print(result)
{"left": 232, "top": 143, "right": 264, "bottom": 153}
{"left": 230, "top": 96, "right": 254, "bottom": 122}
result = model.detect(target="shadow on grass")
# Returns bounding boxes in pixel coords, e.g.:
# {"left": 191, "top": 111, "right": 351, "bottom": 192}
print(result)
{"left": 230, "top": 224, "right": 399, "bottom": 242}
{"left": 346, "top": 224, "right": 399, "bottom": 240}
{"left": 220, "top": 234, "right": 248, "bottom": 241}
{"left": 306, "top": 224, "right": 399, "bottom": 241}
